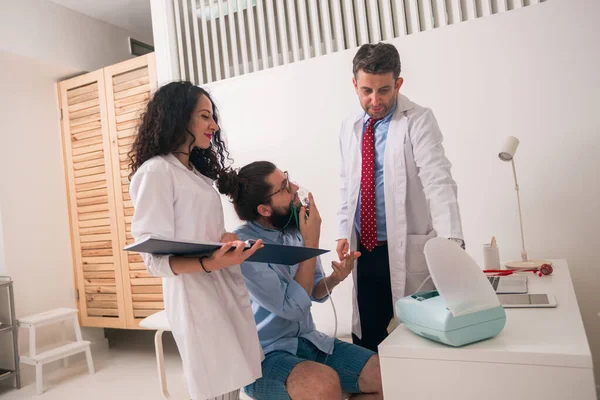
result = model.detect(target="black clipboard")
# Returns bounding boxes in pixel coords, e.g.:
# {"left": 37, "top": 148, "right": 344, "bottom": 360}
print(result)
{"left": 124, "top": 236, "right": 329, "bottom": 266}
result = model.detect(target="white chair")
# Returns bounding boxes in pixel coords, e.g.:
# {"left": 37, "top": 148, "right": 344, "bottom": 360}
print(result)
{"left": 140, "top": 310, "right": 253, "bottom": 400}
{"left": 140, "top": 310, "right": 350, "bottom": 400}
{"left": 139, "top": 310, "right": 175, "bottom": 399}
{"left": 18, "top": 308, "right": 94, "bottom": 395}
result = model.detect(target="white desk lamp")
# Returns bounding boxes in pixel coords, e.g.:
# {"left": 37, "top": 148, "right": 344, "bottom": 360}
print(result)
{"left": 499, "top": 136, "right": 551, "bottom": 270}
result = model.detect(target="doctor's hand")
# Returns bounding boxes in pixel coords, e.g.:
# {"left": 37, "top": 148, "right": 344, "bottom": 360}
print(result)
{"left": 330, "top": 250, "right": 361, "bottom": 283}
{"left": 299, "top": 193, "right": 321, "bottom": 248}
{"left": 336, "top": 239, "right": 349, "bottom": 261}
{"left": 203, "top": 239, "right": 264, "bottom": 272}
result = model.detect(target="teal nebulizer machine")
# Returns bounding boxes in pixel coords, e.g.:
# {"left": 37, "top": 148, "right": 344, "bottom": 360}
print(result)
{"left": 395, "top": 238, "right": 506, "bottom": 347}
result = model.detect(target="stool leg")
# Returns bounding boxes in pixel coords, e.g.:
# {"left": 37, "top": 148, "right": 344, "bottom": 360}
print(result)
{"left": 35, "top": 364, "right": 43, "bottom": 395}
{"left": 29, "top": 326, "right": 36, "bottom": 359}
{"left": 62, "top": 320, "right": 70, "bottom": 368}
{"left": 85, "top": 347, "right": 95, "bottom": 374}
{"left": 154, "top": 330, "right": 170, "bottom": 399}
{"left": 73, "top": 315, "right": 83, "bottom": 342}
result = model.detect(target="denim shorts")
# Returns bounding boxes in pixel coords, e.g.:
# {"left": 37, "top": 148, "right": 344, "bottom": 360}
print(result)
{"left": 244, "top": 338, "right": 375, "bottom": 399}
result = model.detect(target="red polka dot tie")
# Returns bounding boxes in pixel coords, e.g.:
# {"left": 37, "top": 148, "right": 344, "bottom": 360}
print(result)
{"left": 360, "top": 118, "right": 380, "bottom": 252}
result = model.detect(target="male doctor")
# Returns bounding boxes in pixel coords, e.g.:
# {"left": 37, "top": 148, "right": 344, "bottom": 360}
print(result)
{"left": 336, "top": 42, "right": 465, "bottom": 352}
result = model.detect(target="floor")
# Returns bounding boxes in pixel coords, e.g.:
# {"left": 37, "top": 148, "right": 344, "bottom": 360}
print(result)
{"left": 0, "top": 329, "right": 252, "bottom": 400}
{"left": 3, "top": 330, "right": 595, "bottom": 400}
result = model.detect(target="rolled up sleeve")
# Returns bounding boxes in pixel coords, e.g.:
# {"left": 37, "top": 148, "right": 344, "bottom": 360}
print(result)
{"left": 310, "top": 257, "right": 329, "bottom": 303}
{"left": 240, "top": 261, "right": 312, "bottom": 322}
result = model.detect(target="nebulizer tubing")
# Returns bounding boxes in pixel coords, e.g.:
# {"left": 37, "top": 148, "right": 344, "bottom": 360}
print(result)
{"left": 319, "top": 262, "right": 337, "bottom": 365}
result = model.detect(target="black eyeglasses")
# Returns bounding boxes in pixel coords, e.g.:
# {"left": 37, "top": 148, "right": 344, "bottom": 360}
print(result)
{"left": 265, "top": 171, "right": 290, "bottom": 200}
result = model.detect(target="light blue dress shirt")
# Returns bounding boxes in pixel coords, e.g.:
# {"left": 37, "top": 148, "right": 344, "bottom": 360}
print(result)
{"left": 234, "top": 222, "right": 334, "bottom": 355}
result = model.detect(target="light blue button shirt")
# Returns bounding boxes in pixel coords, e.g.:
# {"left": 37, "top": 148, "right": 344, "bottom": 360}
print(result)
{"left": 234, "top": 222, "right": 334, "bottom": 356}
{"left": 354, "top": 102, "right": 397, "bottom": 241}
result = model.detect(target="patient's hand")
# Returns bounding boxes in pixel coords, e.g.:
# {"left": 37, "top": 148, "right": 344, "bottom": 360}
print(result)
{"left": 330, "top": 250, "right": 361, "bottom": 283}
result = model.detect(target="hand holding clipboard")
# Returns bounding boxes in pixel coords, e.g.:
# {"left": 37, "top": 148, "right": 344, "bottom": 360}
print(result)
{"left": 125, "top": 236, "right": 329, "bottom": 266}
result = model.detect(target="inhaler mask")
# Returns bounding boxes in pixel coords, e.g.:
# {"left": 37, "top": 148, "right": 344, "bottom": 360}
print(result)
{"left": 297, "top": 186, "right": 310, "bottom": 210}
{"left": 280, "top": 186, "right": 311, "bottom": 232}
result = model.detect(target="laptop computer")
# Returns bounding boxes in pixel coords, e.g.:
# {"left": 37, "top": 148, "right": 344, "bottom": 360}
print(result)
{"left": 487, "top": 275, "right": 528, "bottom": 294}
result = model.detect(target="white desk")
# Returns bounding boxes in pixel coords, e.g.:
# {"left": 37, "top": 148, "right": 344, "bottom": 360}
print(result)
{"left": 379, "top": 259, "right": 597, "bottom": 400}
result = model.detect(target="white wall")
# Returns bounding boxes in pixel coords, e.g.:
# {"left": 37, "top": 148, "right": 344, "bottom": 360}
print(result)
{"left": 0, "top": 50, "right": 74, "bottom": 325}
{"left": 0, "top": 52, "right": 72, "bottom": 385}
{"left": 150, "top": 0, "right": 181, "bottom": 86}
{"left": 0, "top": 208, "right": 6, "bottom": 277}
{"left": 206, "top": 0, "right": 600, "bottom": 384}
{"left": 0, "top": 0, "right": 144, "bottom": 74}
{"left": 0, "top": 0, "right": 146, "bottom": 384}
{"left": 0, "top": 0, "right": 144, "bottom": 320}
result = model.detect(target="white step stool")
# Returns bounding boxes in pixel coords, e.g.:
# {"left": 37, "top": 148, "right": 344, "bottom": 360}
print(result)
{"left": 19, "top": 308, "right": 94, "bottom": 395}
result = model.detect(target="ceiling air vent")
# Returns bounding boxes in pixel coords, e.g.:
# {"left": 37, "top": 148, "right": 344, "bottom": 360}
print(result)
{"left": 129, "top": 38, "right": 154, "bottom": 56}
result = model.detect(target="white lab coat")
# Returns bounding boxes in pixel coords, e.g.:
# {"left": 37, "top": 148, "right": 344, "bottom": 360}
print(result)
{"left": 130, "top": 154, "right": 262, "bottom": 400}
{"left": 337, "top": 95, "right": 464, "bottom": 339}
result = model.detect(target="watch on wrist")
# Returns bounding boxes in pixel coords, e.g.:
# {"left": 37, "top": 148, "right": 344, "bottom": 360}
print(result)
{"left": 448, "top": 237, "right": 465, "bottom": 250}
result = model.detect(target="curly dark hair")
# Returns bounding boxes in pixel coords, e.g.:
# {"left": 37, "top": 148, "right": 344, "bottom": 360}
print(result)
{"left": 353, "top": 42, "right": 401, "bottom": 79}
{"left": 128, "top": 81, "right": 230, "bottom": 180}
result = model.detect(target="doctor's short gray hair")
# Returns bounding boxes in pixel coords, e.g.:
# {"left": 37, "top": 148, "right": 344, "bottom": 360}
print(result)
{"left": 353, "top": 42, "right": 401, "bottom": 79}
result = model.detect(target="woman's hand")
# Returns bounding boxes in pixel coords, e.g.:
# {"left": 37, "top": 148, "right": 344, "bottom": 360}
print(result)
{"left": 203, "top": 239, "right": 264, "bottom": 272}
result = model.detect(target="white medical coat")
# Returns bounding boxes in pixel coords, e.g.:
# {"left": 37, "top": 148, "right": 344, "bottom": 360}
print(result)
{"left": 337, "top": 95, "right": 464, "bottom": 339}
{"left": 130, "top": 154, "right": 262, "bottom": 399}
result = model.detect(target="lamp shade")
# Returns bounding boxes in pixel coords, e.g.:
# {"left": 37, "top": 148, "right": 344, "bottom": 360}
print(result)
{"left": 499, "top": 136, "right": 520, "bottom": 161}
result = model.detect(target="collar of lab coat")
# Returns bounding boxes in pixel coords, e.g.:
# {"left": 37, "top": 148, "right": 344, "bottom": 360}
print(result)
{"left": 164, "top": 153, "right": 216, "bottom": 183}
{"left": 164, "top": 153, "right": 192, "bottom": 171}
{"left": 362, "top": 99, "right": 398, "bottom": 125}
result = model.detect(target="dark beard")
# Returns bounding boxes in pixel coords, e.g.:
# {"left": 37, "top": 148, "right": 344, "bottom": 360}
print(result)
{"left": 270, "top": 204, "right": 299, "bottom": 233}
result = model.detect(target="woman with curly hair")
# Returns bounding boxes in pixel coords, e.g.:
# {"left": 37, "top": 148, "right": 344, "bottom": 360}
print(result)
{"left": 128, "top": 81, "right": 263, "bottom": 400}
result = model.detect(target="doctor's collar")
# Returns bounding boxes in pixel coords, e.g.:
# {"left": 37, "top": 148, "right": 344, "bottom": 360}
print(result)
{"left": 363, "top": 99, "right": 398, "bottom": 124}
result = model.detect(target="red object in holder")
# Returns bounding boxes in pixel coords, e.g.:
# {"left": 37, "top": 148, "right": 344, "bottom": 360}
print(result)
{"left": 484, "top": 263, "right": 553, "bottom": 277}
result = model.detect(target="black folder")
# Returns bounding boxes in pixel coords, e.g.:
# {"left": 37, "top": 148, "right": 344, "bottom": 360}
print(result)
{"left": 124, "top": 236, "right": 329, "bottom": 266}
